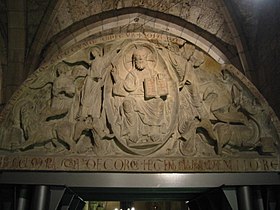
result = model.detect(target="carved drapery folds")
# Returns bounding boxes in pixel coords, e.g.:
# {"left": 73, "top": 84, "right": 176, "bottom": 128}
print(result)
{"left": 0, "top": 33, "right": 279, "bottom": 172}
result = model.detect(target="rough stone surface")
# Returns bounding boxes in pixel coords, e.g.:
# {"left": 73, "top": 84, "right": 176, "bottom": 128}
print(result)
{"left": 230, "top": 0, "right": 280, "bottom": 118}
{"left": 48, "top": 0, "right": 234, "bottom": 45}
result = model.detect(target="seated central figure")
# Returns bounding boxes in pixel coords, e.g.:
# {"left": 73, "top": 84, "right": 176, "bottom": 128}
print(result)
{"left": 112, "top": 47, "right": 169, "bottom": 146}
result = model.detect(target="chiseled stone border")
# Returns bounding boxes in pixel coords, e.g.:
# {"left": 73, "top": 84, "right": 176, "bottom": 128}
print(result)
{"left": 0, "top": 155, "right": 279, "bottom": 172}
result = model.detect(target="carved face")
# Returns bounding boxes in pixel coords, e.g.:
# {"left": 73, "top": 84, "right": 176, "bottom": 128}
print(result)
{"left": 56, "top": 64, "right": 68, "bottom": 76}
{"left": 133, "top": 49, "right": 147, "bottom": 70}
{"left": 90, "top": 48, "right": 102, "bottom": 59}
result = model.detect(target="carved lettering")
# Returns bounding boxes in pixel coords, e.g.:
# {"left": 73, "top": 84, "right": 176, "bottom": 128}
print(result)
{"left": 263, "top": 159, "right": 269, "bottom": 170}
{"left": 164, "top": 160, "right": 177, "bottom": 170}
{"left": 114, "top": 159, "right": 124, "bottom": 170}
{"left": 0, "top": 156, "right": 278, "bottom": 172}
{"left": 82, "top": 158, "right": 103, "bottom": 170}
{"left": 192, "top": 160, "right": 202, "bottom": 170}
{"left": 85, "top": 159, "right": 97, "bottom": 169}
{"left": 62, "top": 158, "right": 79, "bottom": 170}
{"left": 223, "top": 160, "right": 232, "bottom": 170}
{"left": 19, "top": 158, "right": 28, "bottom": 169}
{"left": 263, "top": 159, "right": 279, "bottom": 170}
{"left": 126, "top": 159, "right": 139, "bottom": 170}
{"left": 104, "top": 159, "right": 113, "bottom": 170}
{"left": 246, "top": 160, "right": 259, "bottom": 170}
{"left": 31, "top": 158, "right": 43, "bottom": 168}
{"left": 143, "top": 159, "right": 155, "bottom": 171}
{"left": 2, "top": 157, "right": 10, "bottom": 168}
{"left": 45, "top": 158, "right": 56, "bottom": 169}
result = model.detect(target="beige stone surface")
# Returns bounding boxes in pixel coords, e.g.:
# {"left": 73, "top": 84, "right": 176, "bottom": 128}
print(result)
{"left": 49, "top": 0, "right": 234, "bottom": 45}
{"left": 0, "top": 33, "right": 279, "bottom": 172}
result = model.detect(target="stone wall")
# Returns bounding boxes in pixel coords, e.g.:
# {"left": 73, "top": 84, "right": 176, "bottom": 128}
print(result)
{"left": 230, "top": 0, "right": 280, "bottom": 117}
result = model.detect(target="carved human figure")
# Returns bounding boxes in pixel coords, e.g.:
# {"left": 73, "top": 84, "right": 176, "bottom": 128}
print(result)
{"left": 111, "top": 47, "right": 169, "bottom": 144}
{"left": 50, "top": 63, "right": 76, "bottom": 119}
{"left": 74, "top": 46, "right": 114, "bottom": 144}
{"left": 79, "top": 47, "right": 104, "bottom": 119}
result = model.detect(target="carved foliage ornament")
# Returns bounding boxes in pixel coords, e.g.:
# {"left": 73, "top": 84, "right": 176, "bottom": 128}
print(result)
{"left": 0, "top": 33, "right": 279, "bottom": 172}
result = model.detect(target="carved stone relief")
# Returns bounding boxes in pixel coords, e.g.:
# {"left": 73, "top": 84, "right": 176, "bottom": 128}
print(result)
{"left": 0, "top": 33, "right": 279, "bottom": 172}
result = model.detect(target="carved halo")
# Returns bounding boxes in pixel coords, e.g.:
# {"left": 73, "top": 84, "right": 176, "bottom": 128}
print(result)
{"left": 122, "top": 42, "right": 158, "bottom": 73}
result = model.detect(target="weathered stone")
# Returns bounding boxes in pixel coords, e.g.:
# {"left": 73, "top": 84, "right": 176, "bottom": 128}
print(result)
{"left": 46, "top": 0, "right": 234, "bottom": 46}
{"left": 0, "top": 32, "right": 279, "bottom": 172}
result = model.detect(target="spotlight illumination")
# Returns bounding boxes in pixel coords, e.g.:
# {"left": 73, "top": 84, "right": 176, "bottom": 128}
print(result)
{"left": 131, "top": 207, "right": 135, "bottom": 210}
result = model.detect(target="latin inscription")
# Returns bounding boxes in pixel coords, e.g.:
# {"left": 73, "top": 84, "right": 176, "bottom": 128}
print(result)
{"left": 0, "top": 156, "right": 278, "bottom": 172}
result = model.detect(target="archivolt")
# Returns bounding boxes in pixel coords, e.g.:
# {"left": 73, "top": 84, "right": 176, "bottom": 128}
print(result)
{"left": 39, "top": 8, "right": 242, "bottom": 69}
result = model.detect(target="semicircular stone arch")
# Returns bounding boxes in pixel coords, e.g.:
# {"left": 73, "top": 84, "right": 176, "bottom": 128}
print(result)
{"left": 27, "top": 0, "right": 248, "bottom": 76}
{"left": 40, "top": 8, "right": 242, "bottom": 72}
{"left": 48, "top": 0, "right": 234, "bottom": 45}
